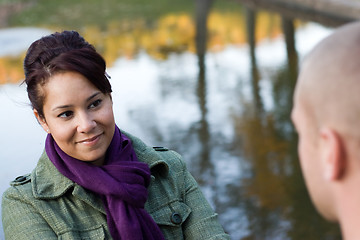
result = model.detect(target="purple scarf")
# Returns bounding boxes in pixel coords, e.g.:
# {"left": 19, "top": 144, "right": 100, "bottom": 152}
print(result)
{"left": 45, "top": 126, "right": 165, "bottom": 240}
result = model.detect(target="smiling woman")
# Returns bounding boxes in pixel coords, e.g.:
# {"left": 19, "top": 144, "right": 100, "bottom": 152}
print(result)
{"left": 1, "top": 30, "right": 230, "bottom": 240}
{"left": 35, "top": 72, "right": 115, "bottom": 166}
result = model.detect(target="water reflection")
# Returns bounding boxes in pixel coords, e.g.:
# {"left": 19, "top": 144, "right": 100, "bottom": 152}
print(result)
{"left": 0, "top": 1, "right": 342, "bottom": 239}
{"left": 0, "top": 8, "right": 284, "bottom": 84}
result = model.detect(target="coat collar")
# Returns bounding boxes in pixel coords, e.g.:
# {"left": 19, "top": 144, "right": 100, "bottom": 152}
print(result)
{"left": 31, "top": 130, "right": 169, "bottom": 203}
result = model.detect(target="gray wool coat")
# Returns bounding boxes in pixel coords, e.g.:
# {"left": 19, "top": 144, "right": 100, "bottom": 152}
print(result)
{"left": 2, "top": 131, "right": 229, "bottom": 240}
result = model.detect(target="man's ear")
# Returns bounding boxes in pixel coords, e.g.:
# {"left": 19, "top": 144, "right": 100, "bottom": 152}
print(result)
{"left": 33, "top": 109, "right": 50, "bottom": 133}
{"left": 320, "top": 127, "right": 346, "bottom": 181}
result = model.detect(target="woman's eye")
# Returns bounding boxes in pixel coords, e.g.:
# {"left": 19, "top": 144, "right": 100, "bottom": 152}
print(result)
{"left": 89, "top": 99, "right": 102, "bottom": 109}
{"left": 58, "top": 111, "right": 73, "bottom": 118}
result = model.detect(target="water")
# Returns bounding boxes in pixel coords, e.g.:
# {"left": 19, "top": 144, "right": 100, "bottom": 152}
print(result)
{"left": 0, "top": 1, "right": 342, "bottom": 239}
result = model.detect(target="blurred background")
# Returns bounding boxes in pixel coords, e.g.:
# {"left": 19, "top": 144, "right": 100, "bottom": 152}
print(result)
{"left": 0, "top": 0, "right": 351, "bottom": 239}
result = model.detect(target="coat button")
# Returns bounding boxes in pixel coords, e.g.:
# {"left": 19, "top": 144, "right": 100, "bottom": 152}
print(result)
{"left": 170, "top": 212, "right": 182, "bottom": 225}
{"left": 15, "top": 176, "right": 27, "bottom": 182}
{"left": 153, "top": 146, "right": 168, "bottom": 151}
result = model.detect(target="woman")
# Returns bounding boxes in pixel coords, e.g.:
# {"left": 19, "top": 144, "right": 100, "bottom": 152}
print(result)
{"left": 1, "top": 31, "right": 229, "bottom": 240}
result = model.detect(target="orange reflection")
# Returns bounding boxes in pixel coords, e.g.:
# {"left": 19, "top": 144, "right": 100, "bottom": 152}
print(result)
{"left": 1, "top": 11, "right": 288, "bottom": 84}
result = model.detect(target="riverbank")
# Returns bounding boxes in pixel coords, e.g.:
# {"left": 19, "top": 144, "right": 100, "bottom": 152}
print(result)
{"left": 234, "top": 0, "right": 360, "bottom": 26}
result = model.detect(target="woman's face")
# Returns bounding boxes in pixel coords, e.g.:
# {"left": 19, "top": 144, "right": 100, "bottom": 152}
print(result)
{"left": 35, "top": 71, "right": 115, "bottom": 166}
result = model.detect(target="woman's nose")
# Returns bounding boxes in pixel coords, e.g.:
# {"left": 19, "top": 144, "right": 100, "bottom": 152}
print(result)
{"left": 77, "top": 112, "right": 96, "bottom": 133}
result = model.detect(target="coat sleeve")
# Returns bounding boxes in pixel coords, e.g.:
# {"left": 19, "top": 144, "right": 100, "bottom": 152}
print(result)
{"left": 175, "top": 153, "right": 230, "bottom": 240}
{"left": 2, "top": 186, "right": 58, "bottom": 240}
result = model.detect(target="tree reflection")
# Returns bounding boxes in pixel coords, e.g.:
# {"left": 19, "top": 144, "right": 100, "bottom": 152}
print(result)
{"left": 194, "top": 0, "right": 214, "bottom": 191}
{"left": 246, "top": 7, "right": 263, "bottom": 115}
{"left": 235, "top": 8, "right": 288, "bottom": 239}
{"left": 232, "top": 10, "right": 341, "bottom": 239}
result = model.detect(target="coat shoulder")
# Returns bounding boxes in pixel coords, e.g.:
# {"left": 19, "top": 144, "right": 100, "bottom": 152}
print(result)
{"left": 3, "top": 173, "right": 33, "bottom": 201}
{"left": 9, "top": 173, "right": 31, "bottom": 186}
{"left": 123, "top": 129, "right": 186, "bottom": 171}
{"left": 152, "top": 147, "right": 185, "bottom": 169}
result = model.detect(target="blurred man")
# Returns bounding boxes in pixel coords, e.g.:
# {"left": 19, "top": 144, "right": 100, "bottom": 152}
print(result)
{"left": 291, "top": 21, "right": 360, "bottom": 240}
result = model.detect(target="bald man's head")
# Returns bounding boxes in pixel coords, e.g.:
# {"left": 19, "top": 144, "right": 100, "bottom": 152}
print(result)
{"left": 295, "top": 21, "right": 360, "bottom": 138}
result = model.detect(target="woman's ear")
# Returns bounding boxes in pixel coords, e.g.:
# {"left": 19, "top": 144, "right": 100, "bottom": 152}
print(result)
{"left": 320, "top": 127, "right": 346, "bottom": 181}
{"left": 33, "top": 109, "right": 50, "bottom": 133}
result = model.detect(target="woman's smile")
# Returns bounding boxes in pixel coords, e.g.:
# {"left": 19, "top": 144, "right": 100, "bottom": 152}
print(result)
{"left": 76, "top": 133, "right": 103, "bottom": 146}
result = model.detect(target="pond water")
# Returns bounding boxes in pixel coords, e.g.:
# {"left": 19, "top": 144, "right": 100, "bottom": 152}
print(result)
{"left": 0, "top": 1, "right": 342, "bottom": 239}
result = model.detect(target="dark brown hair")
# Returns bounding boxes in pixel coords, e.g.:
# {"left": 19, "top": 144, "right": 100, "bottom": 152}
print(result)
{"left": 23, "top": 30, "right": 112, "bottom": 118}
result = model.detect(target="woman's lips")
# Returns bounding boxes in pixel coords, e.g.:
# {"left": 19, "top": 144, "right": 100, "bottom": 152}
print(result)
{"left": 77, "top": 133, "right": 102, "bottom": 146}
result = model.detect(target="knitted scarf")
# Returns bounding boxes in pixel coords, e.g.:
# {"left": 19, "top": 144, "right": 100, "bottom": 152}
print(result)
{"left": 45, "top": 126, "right": 165, "bottom": 240}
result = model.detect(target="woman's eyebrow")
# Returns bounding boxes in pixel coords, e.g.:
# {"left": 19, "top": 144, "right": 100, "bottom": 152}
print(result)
{"left": 87, "top": 92, "right": 101, "bottom": 102}
{"left": 52, "top": 104, "right": 72, "bottom": 111}
{"left": 52, "top": 92, "right": 101, "bottom": 111}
